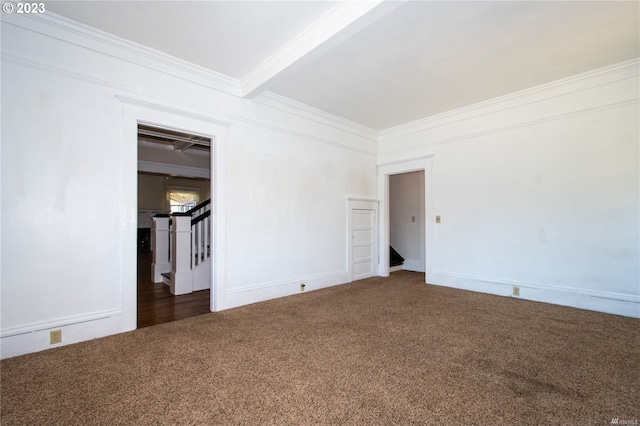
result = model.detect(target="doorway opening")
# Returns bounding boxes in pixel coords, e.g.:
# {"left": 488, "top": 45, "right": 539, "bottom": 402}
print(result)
{"left": 377, "top": 156, "right": 433, "bottom": 281}
{"left": 389, "top": 171, "right": 425, "bottom": 273}
{"left": 136, "top": 124, "right": 211, "bottom": 328}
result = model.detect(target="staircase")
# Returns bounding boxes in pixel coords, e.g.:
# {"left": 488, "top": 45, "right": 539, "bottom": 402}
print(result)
{"left": 390, "top": 246, "right": 405, "bottom": 269}
{"left": 151, "top": 200, "right": 211, "bottom": 295}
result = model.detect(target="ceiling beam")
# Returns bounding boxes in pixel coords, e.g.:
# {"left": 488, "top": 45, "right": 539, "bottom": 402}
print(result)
{"left": 240, "top": 0, "right": 403, "bottom": 99}
{"left": 172, "top": 141, "right": 196, "bottom": 152}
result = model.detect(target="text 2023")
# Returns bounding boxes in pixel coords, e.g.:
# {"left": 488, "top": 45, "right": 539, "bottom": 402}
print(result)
{"left": 17, "top": 3, "right": 45, "bottom": 13}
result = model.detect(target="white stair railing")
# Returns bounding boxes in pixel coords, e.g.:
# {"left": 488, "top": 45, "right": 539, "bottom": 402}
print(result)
{"left": 150, "top": 200, "right": 212, "bottom": 295}
{"left": 191, "top": 208, "right": 211, "bottom": 268}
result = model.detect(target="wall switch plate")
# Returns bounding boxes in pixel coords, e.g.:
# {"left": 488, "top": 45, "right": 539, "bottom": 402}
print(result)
{"left": 435, "top": 215, "right": 441, "bottom": 224}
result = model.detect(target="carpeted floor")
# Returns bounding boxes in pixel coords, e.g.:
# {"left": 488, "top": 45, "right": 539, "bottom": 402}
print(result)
{"left": 1, "top": 271, "right": 639, "bottom": 425}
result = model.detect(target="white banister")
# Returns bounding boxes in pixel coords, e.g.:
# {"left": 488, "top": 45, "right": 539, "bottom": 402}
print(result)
{"left": 192, "top": 216, "right": 209, "bottom": 268}
{"left": 152, "top": 201, "right": 212, "bottom": 294}
{"left": 151, "top": 216, "right": 171, "bottom": 283}
{"left": 170, "top": 215, "right": 192, "bottom": 295}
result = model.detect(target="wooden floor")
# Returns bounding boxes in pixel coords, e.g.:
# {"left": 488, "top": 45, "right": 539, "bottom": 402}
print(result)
{"left": 137, "top": 250, "right": 211, "bottom": 328}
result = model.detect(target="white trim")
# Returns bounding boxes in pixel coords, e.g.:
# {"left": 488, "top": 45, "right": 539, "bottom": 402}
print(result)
{"left": 430, "top": 271, "right": 640, "bottom": 319}
{"left": 379, "top": 58, "right": 640, "bottom": 140}
{"left": 378, "top": 157, "right": 434, "bottom": 281}
{"left": 1, "top": 314, "right": 130, "bottom": 359}
{"left": 2, "top": 54, "right": 375, "bottom": 156}
{"left": 224, "top": 270, "right": 349, "bottom": 310}
{"left": 138, "top": 161, "right": 210, "bottom": 179}
{"left": 118, "top": 94, "right": 229, "bottom": 317}
{"left": 121, "top": 93, "right": 139, "bottom": 336}
{"left": 238, "top": 115, "right": 377, "bottom": 156}
{"left": 346, "top": 197, "right": 380, "bottom": 204}
{"left": 380, "top": 98, "right": 638, "bottom": 157}
{"left": 254, "top": 91, "right": 378, "bottom": 141}
{"left": 0, "top": 309, "right": 122, "bottom": 338}
{"left": 211, "top": 119, "right": 228, "bottom": 312}
{"left": 2, "top": 12, "right": 241, "bottom": 96}
{"left": 377, "top": 154, "right": 435, "bottom": 168}
{"left": 116, "top": 93, "right": 374, "bottom": 156}
{"left": 433, "top": 270, "right": 640, "bottom": 302}
{"left": 2, "top": 52, "right": 131, "bottom": 93}
{"left": 226, "top": 270, "right": 346, "bottom": 294}
{"left": 117, "top": 95, "right": 232, "bottom": 129}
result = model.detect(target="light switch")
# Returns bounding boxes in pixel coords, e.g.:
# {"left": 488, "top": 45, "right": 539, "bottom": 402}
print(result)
{"left": 411, "top": 216, "right": 416, "bottom": 223}
{"left": 435, "top": 215, "right": 441, "bottom": 224}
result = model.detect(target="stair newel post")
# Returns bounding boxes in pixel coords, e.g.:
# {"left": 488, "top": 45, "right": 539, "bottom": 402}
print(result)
{"left": 171, "top": 213, "right": 193, "bottom": 295}
{"left": 151, "top": 215, "right": 171, "bottom": 283}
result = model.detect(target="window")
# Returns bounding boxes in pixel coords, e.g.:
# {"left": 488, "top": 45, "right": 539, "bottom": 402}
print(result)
{"left": 167, "top": 188, "right": 199, "bottom": 213}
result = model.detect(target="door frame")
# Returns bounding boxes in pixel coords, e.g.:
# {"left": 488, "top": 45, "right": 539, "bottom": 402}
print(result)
{"left": 119, "top": 93, "right": 231, "bottom": 328}
{"left": 377, "top": 156, "right": 434, "bottom": 281}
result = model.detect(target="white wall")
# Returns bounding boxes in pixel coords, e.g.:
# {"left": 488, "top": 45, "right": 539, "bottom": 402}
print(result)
{"left": 378, "top": 60, "right": 640, "bottom": 318}
{"left": 0, "top": 13, "right": 377, "bottom": 358}
{"left": 2, "top": 12, "right": 637, "bottom": 359}
{"left": 223, "top": 123, "right": 376, "bottom": 308}
{"left": 389, "top": 171, "right": 425, "bottom": 272}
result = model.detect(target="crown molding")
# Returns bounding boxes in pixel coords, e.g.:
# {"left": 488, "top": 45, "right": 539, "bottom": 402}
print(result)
{"left": 3, "top": 52, "right": 374, "bottom": 155}
{"left": 115, "top": 91, "right": 376, "bottom": 155}
{"left": 3, "top": 12, "right": 376, "bottom": 156}
{"left": 379, "top": 58, "right": 640, "bottom": 141}
{"left": 379, "top": 99, "right": 637, "bottom": 163}
{"left": 255, "top": 91, "right": 378, "bottom": 142}
{"left": 2, "top": 11, "right": 241, "bottom": 96}
{"left": 116, "top": 93, "right": 233, "bottom": 129}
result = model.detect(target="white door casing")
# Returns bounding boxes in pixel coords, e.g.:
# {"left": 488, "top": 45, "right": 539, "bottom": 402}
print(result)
{"left": 377, "top": 155, "right": 433, "bottom": 281}
{"left": 119, "top": 92, "right": 231, "bottom": 319}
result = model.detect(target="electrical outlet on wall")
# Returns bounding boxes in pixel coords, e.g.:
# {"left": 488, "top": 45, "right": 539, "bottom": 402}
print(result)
{"left": 50, "top": 330, "right": 62, "bottom": 344}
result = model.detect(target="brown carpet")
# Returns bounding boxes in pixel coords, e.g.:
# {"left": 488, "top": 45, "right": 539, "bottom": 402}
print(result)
{"left": 2, "top": 271, "right": 639, "bottom": 425}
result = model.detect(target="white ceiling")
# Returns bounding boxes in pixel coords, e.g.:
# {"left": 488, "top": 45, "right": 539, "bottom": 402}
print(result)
{"left": 46, "top": 1, "right": 639, "bottom": 131}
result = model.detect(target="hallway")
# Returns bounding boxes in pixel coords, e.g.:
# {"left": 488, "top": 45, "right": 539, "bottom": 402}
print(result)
{"left": 137, "top": 250, "right": 211, "bottom": 328}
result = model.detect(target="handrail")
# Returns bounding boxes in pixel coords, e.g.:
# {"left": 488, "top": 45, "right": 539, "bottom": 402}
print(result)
{"left": 185, "top": 199, "right": 211, "bottom": 215}
{"left": 191, "top": 210, "right": 211, "bottom": 226}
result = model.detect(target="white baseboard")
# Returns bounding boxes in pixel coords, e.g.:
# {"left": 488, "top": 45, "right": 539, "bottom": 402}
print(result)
{"left": 0, "top": 312, "right": 132, "bottom": 360}
{"left": 223, "top": 270, "right": 349, "bottom": 310}
{"left": 430, "top": 271, "right": 640, "bottom": 318}
{"left": 389, "top": 265, "right": 403, "bottom": 272}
